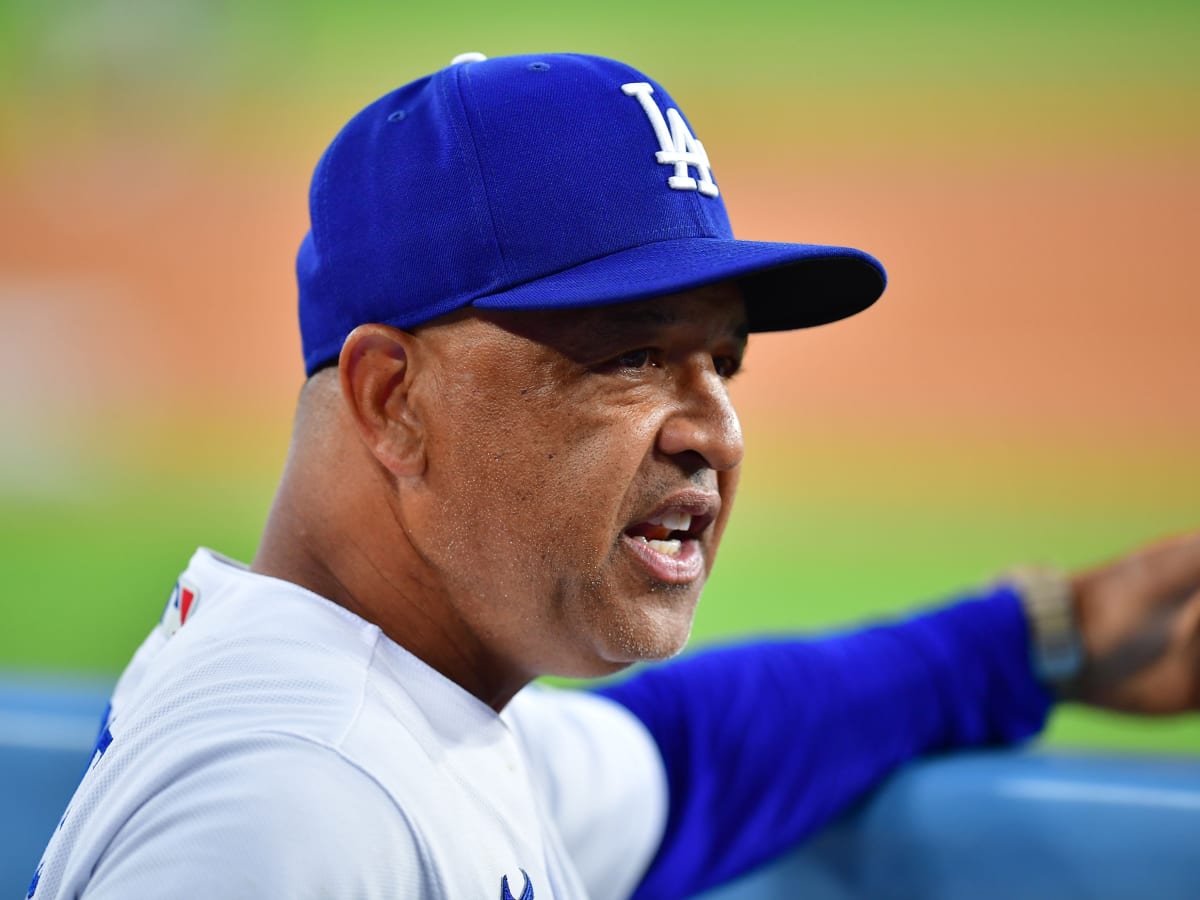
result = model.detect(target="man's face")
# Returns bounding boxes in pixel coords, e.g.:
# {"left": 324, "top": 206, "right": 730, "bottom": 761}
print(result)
{"left": 407, "top": 282, "right": 747, "bottom": 679}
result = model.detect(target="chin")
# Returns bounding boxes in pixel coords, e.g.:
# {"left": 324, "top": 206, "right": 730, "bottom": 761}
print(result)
{"left": 600, "top": 599, "right": 697, "bottom": 667}
{"left": 547, "top": 624, "right": 693, "bottom": 681}
{"left": 552, "top": 578, "right": 701, "bottom": 677}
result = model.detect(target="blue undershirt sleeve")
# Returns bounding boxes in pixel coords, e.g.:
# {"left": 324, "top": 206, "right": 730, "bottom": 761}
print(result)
{"left": 595, "top": 585, "right": 1054, "bottom": 900}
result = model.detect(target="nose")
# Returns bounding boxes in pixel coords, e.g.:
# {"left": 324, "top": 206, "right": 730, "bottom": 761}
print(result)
{"left": 656, "top": 362, "right": 745, "bottom": 473}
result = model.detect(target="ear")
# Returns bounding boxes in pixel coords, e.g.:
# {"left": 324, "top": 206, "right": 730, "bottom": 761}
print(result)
{"left": 338, "top": 324, "right": 426, "bottom": 476}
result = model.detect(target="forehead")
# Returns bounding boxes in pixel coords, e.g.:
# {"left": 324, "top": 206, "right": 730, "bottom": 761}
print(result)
{"left": 479, "top": 281, "right": 749, "bottom": 354}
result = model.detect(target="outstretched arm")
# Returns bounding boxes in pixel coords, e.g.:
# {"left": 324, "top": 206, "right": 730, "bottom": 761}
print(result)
{"left": 599, "top": 587, "right": 1049, "bottom": 900}
{"left": 600, "top": 529, "right": 1200, "bottom": 900}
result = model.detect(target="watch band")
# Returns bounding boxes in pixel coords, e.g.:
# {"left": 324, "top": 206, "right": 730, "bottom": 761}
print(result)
{"left": 1005, "top": 565, "right": 1084, "bottom": 685}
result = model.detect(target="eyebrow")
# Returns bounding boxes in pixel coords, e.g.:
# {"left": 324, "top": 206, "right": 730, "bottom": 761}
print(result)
{"left": 591, "top": 307, "right": 750, "bottom": 343}
{"left": 605, "top": 308, "right": 683, "bottom": 327}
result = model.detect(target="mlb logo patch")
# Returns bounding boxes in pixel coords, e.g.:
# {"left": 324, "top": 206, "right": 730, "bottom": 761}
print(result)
{"left": 161, "top": 580, "right": 200, "bottom": 638}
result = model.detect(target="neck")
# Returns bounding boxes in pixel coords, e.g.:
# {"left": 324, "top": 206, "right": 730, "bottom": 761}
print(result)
{"left": 251, "top": 389, "right": 530, "bottom": 710}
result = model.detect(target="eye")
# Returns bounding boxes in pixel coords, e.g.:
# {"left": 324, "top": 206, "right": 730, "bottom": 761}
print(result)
{"left": 713, "top": 354, "right": 742, "bottom": 379}
{"left": 612, "top": 348, "right": 654, "bottom": 369}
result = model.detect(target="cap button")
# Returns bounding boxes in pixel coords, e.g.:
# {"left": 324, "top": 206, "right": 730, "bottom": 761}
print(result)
{"left": 450, "top": 52, "right": 487, "bottom": 65}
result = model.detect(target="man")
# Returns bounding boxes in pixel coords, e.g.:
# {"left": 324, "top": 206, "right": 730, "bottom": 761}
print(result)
{"left": 31, "top": 52, "right": 1199, "bottom": 900}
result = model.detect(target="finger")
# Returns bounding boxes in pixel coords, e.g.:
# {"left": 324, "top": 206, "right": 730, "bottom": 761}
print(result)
{"left": 1126, "top": 530, "right": 1200, "bottom": 599}
{"left": 1180, "top": 587, "right": 1200, "bottom": 710}
{"left": 1141, "top": 588, "right": 1200, "bottom": 713}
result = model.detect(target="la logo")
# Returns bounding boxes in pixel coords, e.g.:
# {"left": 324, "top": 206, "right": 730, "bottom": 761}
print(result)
{"left": 621, "top": 82, "right": 719, "bottom": 198}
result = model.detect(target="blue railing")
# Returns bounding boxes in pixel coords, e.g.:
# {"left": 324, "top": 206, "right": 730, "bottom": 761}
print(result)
{"left": 3, "top": 676, "right": 1197, "bottom": 899}
{"left": 700, "top": 749, "right": 1200, "bottom": 899}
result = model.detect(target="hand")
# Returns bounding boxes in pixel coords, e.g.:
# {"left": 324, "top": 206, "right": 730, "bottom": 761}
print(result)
{"left": 1064, "top": 530, "right": 1200, "bottom": 714}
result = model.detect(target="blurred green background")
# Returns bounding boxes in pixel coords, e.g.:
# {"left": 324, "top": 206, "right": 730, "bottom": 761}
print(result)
{"left": 1, "top": 1, "right": 1197, "bottom": 752}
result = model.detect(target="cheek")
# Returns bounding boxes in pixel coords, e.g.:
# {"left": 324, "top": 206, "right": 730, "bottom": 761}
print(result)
{"left": 429, "top": 398, "right": 651, "bottom": 567}
{"left": 530, "top": 410, "right": 661, "bottom": 548}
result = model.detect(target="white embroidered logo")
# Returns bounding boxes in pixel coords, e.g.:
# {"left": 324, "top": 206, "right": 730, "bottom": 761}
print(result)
{"left": 621, "top": 82, "right": 719, "bottom": 198}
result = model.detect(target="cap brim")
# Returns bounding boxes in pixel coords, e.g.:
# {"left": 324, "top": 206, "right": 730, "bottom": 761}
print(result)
{"left": 471, "top": 237, "right": 886, "bottom": 331}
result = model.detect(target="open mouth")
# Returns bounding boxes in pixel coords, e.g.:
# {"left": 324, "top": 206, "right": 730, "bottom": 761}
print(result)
{"left": 623, "top": 511, "right": 711, "bottom": 558}
{"left": 620, "top": 500, "right": 717, "bottom": 584}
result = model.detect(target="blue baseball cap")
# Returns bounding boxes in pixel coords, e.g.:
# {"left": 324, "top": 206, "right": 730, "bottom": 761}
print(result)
{"left": 297, "top": 52, "right": 886, "bottom": 375}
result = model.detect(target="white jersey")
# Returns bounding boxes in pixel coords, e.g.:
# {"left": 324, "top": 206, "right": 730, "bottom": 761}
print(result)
{"left": 32, "top": 549, "right": 669, "bottom": 899}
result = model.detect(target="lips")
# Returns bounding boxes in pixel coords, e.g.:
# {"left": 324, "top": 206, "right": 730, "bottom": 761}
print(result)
{"left": 621, "top": 491, "right": 719, "bottom": 584}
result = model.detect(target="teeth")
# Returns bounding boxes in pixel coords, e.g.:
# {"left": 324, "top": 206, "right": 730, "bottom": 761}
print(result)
{"left": 629, "top": 534, "right": 685, "bottom": 557}
{"left": 647, "top": 511, "right": 692, "bottom": 532}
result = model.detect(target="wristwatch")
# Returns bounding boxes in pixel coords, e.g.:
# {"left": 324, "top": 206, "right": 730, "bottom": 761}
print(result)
{"left": 1005, "top": 565, "right": 1085, "bottom": 686}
